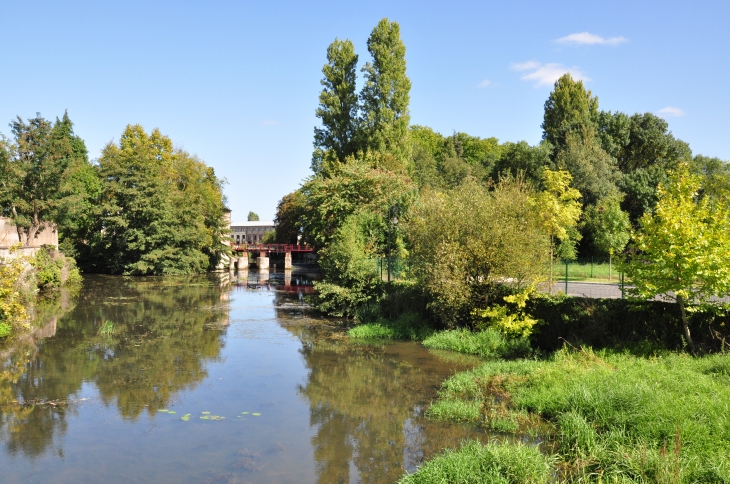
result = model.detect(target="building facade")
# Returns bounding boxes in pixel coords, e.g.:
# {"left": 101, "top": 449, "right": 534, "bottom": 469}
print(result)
{"left": 230, "top": 221, "right": 275, "bottom": 244}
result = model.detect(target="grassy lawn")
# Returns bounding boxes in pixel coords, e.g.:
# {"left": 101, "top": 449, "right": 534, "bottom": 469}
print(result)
{"left": 552, "top": 261, "right": 627, "bottom": 283}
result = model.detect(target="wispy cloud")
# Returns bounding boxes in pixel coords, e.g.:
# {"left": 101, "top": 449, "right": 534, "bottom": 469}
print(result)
{"left": 511, "top": 61, "right": 590, "bottom": 87}
{"left": 657, "top": 106, "right": 685, "bottom": 117}
{"left": 477, "top": 79, "right": 491, "bottom": 88}
{"left": 557, "top": 32, "right": 627, "bottom": 45}
{"left": 261, "top": 119, "right": 281, "bottom": 126}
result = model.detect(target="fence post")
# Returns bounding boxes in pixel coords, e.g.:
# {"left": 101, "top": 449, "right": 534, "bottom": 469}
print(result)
{"left": 565, "top": 260, "right": 569, "bottom": 294}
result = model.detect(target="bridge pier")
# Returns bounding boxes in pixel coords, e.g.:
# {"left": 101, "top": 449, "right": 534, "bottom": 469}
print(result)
{"left": 229, "top": 255, "right": 236, "bottom": 271}
{"left": 240, "top": 251, "right": 249, "bottom": 268}
{"left": 257, "top": 250, "right": 269, "bottom": 269}
{"left": 284, "top": 252, "right": 292, "bottom": 269}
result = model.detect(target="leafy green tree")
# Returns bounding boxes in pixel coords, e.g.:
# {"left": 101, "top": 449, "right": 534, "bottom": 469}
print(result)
{"left": 555, "top": 129, "right": 621, "bottom": 205}
{"left": 406, "top": 179, "right": 549, "bottom": 325}
{"left": 492, "top": 141, "right": 552, "bottom": 187}
{"left": 247, "top": 211, "right": 260, "bottom": 221}
{"left": 621, "top": 164, "right": 730, "bottom": 354}
{"left": 313, "top": 210, "right": 385, "bottom": 316}
{"left": 541, "top": 74, "right": 598, "bottom": 154}
{"left": 691, "top": 155, "right": 730, "bottom": 199}
{"left": 91, "top": 125, "right": 226, "bottom": 275}
{"left": 299, "top": 157, "right": 414, "bottom": 248}
{"left": 0, "top": 112, "right": 95, "bottom": 247}
{"left": 613, "top": 112, "right": 691, "bottom": 174}
{"left": 312, "top": 39, "right": 360, "bottom": 173}
{"left": 585, "top": 195, "right": 631, "bottom": 279}
{"left": 360, "top": 18, "right": 412, "bottom": 169}
{"left": 530, "top": 169, "right": 582, "bottom": 290}
{"left": 274, "top": 190, "right": 308, "bottom": 244}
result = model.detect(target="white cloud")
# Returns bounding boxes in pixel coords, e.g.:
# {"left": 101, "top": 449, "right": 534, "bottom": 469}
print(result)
{"left": 511, "top": 61, "right": 590, "bottom": 87}
{"left": 657, "top": 106, "right": 685, "bottom": 117}
{"left": 557, "top": 32, "right": 627, "bottom": 45}
{"left": 511, "top": 60, "right": 541, "bottom": 71}
{"left": 477, "top": 79, "right": 491, "bottom": 88}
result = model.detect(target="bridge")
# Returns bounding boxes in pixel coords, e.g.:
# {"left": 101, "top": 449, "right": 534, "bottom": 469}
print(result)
{"left": 231, "top": 243, "right": 315, "bottom": 254}
{"left": 229, "top": 244, "right": 315, "bottom": 270}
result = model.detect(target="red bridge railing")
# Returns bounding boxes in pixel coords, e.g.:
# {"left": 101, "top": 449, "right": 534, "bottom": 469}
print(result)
{"left": 231, "top": 243, "right": 315, "bottom": 253}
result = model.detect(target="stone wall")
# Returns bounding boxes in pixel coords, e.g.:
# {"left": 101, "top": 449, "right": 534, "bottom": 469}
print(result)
{"left": 0, "top": 217, "right": 58, "bottom": 248}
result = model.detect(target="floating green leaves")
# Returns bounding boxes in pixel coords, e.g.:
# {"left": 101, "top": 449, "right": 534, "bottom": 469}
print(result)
{"left": 181, "top": 414, "right": 191, "bottom": 421}
{"left": 158, "top": 409, "right": 169, "bottom": 412}
{"left": 202, "top": 411, "right": 210, "bottom": 414}
{"left": 241, "top": 412, "right": 249, "bottom": 415}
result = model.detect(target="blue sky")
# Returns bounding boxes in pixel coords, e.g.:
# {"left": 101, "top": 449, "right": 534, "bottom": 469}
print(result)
{"left": 2, "top": 0, "right": 728, "bottom": 220}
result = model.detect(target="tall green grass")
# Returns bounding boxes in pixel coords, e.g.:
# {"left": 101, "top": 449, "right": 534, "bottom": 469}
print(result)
{"left": 422, "top": 329, "right": 531, "bottom": 359}
{"left": 347, "top": 311, "right": 435, "bottom": 340}
{"left": 398, "top": 440, "right": 554, "bottom": 484}
{"left": 427, "top": 348, "right": 730, "bottom": 482}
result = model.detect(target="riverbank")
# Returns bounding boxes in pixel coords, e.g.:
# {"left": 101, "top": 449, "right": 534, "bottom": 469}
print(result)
{"left": 399, "top": 347, "right": 730, "bottom": 483}
{"left": 345, "top": 294, "right": 730, "bottom": 483}
{"left": 0, "top": 246, "right": 80, "bottom": 339}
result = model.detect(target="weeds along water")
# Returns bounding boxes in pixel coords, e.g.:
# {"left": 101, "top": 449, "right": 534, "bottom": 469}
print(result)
{"left": 416, "top": 347, "right": 730, "bottom": 483}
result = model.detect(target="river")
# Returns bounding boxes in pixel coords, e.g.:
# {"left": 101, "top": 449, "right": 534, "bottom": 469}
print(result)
{"left": 0, "top": 270, "right": 485, "bottom": 483}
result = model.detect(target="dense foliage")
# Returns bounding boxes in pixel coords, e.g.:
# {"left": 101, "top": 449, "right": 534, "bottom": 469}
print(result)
{"left": 0, "top": 112, "right": 98, "bottom": 247}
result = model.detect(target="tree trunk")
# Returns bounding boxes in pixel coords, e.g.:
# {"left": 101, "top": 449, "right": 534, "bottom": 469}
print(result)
{"left": 609, "top": 254, "right": 612, "bottom": 281}
{"left": 677, "top": 294, "right": 696, "bottom": 355}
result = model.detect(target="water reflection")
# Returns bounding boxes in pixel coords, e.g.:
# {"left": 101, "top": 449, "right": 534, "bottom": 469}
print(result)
{"left": 0, "top": 275, "right": 230, "bottom": 460}
{"left": 296, "top": 339, "right": 484, "bottom": 483}
{"left": 0, "top": 272, "right": 485, "bottom": 483}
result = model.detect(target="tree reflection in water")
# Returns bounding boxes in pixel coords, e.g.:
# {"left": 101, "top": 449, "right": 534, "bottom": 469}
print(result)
{"left": 0, "top": 274, "right": 230, "bottom": 459}
{"left": 289, "top": 319, "right": 486, "bottom": 484}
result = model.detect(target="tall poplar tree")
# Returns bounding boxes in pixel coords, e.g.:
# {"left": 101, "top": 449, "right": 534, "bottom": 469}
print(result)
{"left": 359, "top": 18, "right": 412, "bottom": 169}
{"left": 542, "top": 73, "right": 598, "bottom": 153}
{"left": 312, "top": 39, "right": 360, "bottom": 173}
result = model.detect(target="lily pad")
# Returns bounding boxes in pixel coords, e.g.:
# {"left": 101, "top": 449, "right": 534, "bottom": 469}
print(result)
{"left": 158, "top": 409, "right": 169, "bottom": 412}
{"left": 241, "top": 412, "right": 249, "bottom": 415}
{"left": 181, "top": 415, "right": 190, "bottom": 421}
{"left": 168, "top": 411, "right": 176, "bottom": 414}
{"left": 202, "top": 411, "right": 210, "bottom": 415}
{"left": 252, "top": 413, "right": 261, "bottom": 416}
{"left": 200, "top": 416, "right": 210, "bottom": 420}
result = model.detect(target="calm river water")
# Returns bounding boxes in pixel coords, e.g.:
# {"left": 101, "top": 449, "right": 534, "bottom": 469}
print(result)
{"left": 0, "top": 271, "right": 485, "bottom": 483}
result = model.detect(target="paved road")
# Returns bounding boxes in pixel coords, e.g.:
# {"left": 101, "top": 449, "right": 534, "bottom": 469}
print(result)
{"left": 549, "top": 281, "right": 627, "bottom": 299}
{"left": 547, "top": 282, "right": 730, "bottom": 302}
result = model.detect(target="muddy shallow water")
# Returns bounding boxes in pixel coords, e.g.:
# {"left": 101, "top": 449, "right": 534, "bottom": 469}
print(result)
{"left": 0, "top": 271, "right": 486, "bottom": 483}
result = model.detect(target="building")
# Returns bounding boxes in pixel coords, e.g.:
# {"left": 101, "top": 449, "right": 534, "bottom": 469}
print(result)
{"left": 230, "top": 221, "right": 275, "bottom": 244}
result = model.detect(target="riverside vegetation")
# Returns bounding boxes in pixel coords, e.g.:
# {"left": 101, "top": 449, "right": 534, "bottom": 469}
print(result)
{"left": 276, "top": 17, "right": 730, "bottom": 483}
{"left": 1, "top": 114, "right": 228, "bottom": 337}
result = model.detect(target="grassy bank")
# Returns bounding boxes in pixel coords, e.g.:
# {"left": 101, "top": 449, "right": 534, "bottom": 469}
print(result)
{"left": 424, "top": 347, "right": 730, "bottom": 483}
{"left": 399, "top": 440, "right": 554, "bottom": 484}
